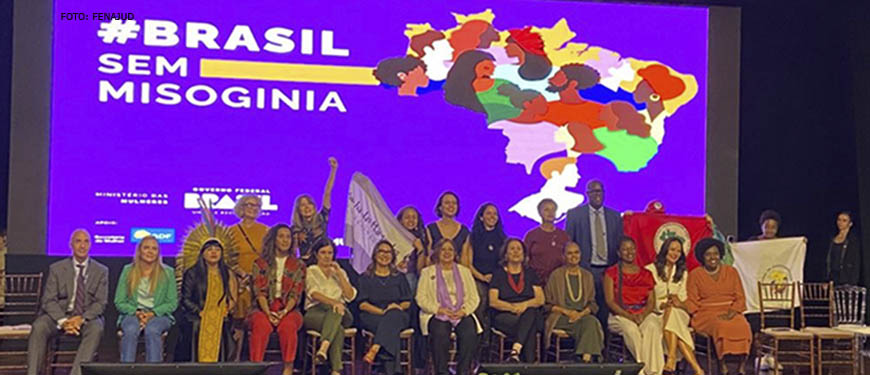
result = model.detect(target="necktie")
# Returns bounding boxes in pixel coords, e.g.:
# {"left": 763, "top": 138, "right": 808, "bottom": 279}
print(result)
{"left": 594, "top": 210, "right": 608, "bottom": 261}
{"left": 73, "top": 264, "right": 86, "bottom": 316}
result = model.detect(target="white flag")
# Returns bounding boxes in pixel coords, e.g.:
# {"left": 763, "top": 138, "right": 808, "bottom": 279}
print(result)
{"left": 345, "top": 172, "right": 415, "bottom": 274}
{"left": 731, "top": 237, "right": 807, "bottom": 313}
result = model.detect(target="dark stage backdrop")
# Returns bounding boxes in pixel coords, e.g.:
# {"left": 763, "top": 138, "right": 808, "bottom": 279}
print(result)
{"left": 734, "top": 1, "right": 866, "bottom": 283}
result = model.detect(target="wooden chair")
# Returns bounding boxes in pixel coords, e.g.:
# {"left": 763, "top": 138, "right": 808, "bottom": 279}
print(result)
{"left": 425, "top": 332, "right": 458, "bottom": 374}
{"left": 692, "top": 331, "right": 719, "bottom": 375}
{"left": 546, "top": 329, "right": 574, "bottom": 363}
{"left": 0, "top": 273, "right": 43, "bottom": 374}
{"left": 305, "top": 328, "right": 357, "bottom": 375}
{"left": 361, "top": 328, "right": 413, "bottom": 375}
{"left": 605, "top": 330, "right": 631, "bottom": 363}
{"left": 47, "top": 334, "right": 99, "bottom": 375}
{"left": 800, "top": 282, "right": 858, "bottom": 375}
{"left": 832, "top": 286, "right": 870, "bottom": 374}
{"left": 489, "top": 327, "right": 541, "bottom": 362}
{"left": 755, "top": 281, "right": 815, "bottom": 375}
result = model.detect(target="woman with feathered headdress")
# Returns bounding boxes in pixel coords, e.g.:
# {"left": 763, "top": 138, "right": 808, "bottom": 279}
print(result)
{"left": 177, "top": 238, "right": 238, "bottom": 362}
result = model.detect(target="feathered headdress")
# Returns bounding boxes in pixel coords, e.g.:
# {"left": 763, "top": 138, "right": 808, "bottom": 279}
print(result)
{"left": 174, "top": 197, "right": 240, "bottom": 293}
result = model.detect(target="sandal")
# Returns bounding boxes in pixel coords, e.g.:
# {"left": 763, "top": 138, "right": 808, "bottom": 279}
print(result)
{"left": 315, "top": 351, "right": 327, "bottom": 365}
{"left": 507, "top": 350, "right": 521, "bottom": 363}
{"left": 363, "top": 347, "right": 378, "bottom": 365}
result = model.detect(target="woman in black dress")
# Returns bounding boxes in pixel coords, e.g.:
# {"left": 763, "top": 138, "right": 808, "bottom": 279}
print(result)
{"left": 358, "top": 240, "right": 413, "bottom": 375}
{"left": 426, "top": 191, "right": 471, "bottom": 263}
{"left": 466, "top": 203, "right": 506, "bottom": 350}
{"left": 827, "top": 211, "right": 862, "bottom": 286}
{"left": 489, "top": 238, "right": 545, "bottom": 362}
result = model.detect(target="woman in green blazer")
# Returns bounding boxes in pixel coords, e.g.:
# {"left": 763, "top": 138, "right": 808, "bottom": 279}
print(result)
{"left": 115, "top": 235, "right": 178, "bottom": 362}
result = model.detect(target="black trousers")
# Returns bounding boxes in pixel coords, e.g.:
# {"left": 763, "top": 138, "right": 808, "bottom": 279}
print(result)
{"left": 493, "top": 308, "right": 541, "bottom": 362}
{"left": 428, "top": 316, "right": 479, "bottom": 375}
{"left": 360, "top": 309, "right": 410, "bottom": 375}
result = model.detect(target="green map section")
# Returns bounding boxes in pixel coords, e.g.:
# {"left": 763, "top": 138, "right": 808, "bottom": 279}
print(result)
{"left": 593, "top": 128, "right": 659, "bottom": 172}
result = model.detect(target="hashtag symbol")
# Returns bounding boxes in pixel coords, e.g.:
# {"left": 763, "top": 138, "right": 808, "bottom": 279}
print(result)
{"left": 97, "top": 19, "right": 140, "bottom": 44}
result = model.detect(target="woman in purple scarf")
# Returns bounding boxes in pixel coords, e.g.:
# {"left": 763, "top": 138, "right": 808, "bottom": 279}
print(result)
{"left": 416, "top": 239, "right": 481, "bottom": 375}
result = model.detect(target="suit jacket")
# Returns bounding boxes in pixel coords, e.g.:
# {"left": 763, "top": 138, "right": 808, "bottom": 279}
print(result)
{"left": 565, "top": 204, "right": 623, "bottom": 268}
{"left": 827, "top": 232, "right": 862, "bottom": 286}
{"left": 39, "top": 257, "right": 109, "bottom": 323}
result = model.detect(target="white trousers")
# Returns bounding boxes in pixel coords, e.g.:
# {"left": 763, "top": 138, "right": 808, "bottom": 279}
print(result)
{"left": 608, "top": 314, "right": 664, "bottom": 375}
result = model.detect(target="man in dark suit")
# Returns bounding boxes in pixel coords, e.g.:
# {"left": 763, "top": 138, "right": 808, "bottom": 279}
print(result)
{"left": 565, "top": 180, "right": 623, "bottom": 324}
{"left": 27, "top": 229, "right": 108, "bottom": 375}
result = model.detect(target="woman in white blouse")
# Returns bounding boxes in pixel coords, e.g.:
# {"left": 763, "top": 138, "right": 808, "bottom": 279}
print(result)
{"left": 644, "top": 238, "right": 703, "bottom": 375}
{"left": 416, "top": 238, "right": 481, "bottom": 375}
{"left": 304, "top": 238, "right": 356, "bottom": 375}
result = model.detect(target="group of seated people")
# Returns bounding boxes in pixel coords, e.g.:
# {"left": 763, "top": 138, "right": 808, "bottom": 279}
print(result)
{"left": 24, "top": 220, "right": 752, "bottom": 375}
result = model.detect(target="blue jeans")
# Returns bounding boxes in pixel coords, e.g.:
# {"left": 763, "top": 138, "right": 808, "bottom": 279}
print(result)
{"left": 120, "top": 314, "right": 172, "bottom": 362}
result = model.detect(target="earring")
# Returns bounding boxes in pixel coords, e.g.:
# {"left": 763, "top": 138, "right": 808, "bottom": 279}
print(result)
{"left": 650, "top": 93, "right": 661, "bottom": 102}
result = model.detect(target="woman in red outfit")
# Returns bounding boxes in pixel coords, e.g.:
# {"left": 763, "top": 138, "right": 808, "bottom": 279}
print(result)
{"left": 248, "top": 223, "right": 306, "bottom": 375}
{"left": 603, "top": 236, "right": 661, "bottom": 375}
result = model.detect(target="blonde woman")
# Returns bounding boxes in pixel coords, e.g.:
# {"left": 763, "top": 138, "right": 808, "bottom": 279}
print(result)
{"left": 229, "top": 194, "right": 269, "bottom": 320}
{"left": 294, "top": 157, "right": 339, "bottom": 264}
{"left": 114, "top": 235, "right": 178, "bottom": 362}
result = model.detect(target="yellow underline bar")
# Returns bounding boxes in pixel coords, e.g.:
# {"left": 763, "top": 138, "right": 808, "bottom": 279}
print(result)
{"left": 200, "top": 59, "right": 379, "bottom": 86}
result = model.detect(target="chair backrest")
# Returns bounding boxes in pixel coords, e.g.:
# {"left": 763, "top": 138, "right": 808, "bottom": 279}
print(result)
{"left": 758, "top": 281, "right": 796, "bottom": 329}
{"left": 1, "top": 273, "right": 44, "bottom": 324}
{"left": 834, "top": 285, "right": 867, "bottom": 325}
{"left": 799, "top": 281, "right": 835, "bottom": 328}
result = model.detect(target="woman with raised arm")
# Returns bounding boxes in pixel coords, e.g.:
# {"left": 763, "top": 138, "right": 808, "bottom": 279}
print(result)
{"left": 543, "top": 241, "right": 603, "bottom": 363}
{"left": 115, "top": 235, "right": 177, "bottom": 362}
{"left": 687, "top": 238, "right": 751, "bottom": 375}
{"left": 603, "top": 236, "right": 659, "bottom": 375}
{"left": 179, "top": 239, "right": 238, "bottom": 362}
{"left": 488, "top": 238, "right": 545, "bottom": 363}
{"left": 304, "top": 238, "right": 356, "bottom": 375}
{"left": 248, "top": 224, "right": 306, "bottom": 375}
{"left": 358, "top": 240, "right": 413, "bottom": 375}
{"left": 294, "top": 157, "right": 339, "bottom": 264}
{"left": 416, "top": 239, "right": 481, "bottom": 375}
{"left": 645, "top": 238, "right": 704, "bottom": 375}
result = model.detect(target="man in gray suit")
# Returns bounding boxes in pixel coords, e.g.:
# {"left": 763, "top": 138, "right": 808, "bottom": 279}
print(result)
{"left": 27, "top": 229, "right": 108, "bottom": 375}
{"left": 565, "top": 180, "right": 623, "bottom": 325}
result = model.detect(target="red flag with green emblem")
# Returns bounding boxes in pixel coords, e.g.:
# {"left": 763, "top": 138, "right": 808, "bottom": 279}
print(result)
{"left": 623, "top": 212, "right": 712, "bottom": 270}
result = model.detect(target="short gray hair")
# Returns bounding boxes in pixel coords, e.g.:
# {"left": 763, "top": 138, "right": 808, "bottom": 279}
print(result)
{"left": 233, "top": 195, "right": 262, "bottom": 219}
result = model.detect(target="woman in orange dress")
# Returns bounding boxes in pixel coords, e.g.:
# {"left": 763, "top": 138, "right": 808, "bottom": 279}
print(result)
{"left": 687, "top": 238, "right": 752, "bottom": 375}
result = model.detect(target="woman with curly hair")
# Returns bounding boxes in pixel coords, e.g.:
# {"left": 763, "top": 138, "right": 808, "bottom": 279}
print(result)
{"left": 248, "top": 224, "right": 306, "bottom": 375}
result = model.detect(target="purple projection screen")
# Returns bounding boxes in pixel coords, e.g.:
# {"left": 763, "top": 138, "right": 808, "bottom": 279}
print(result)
{"left": 48, "top": 0, "right": 708, "bottom": 256}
